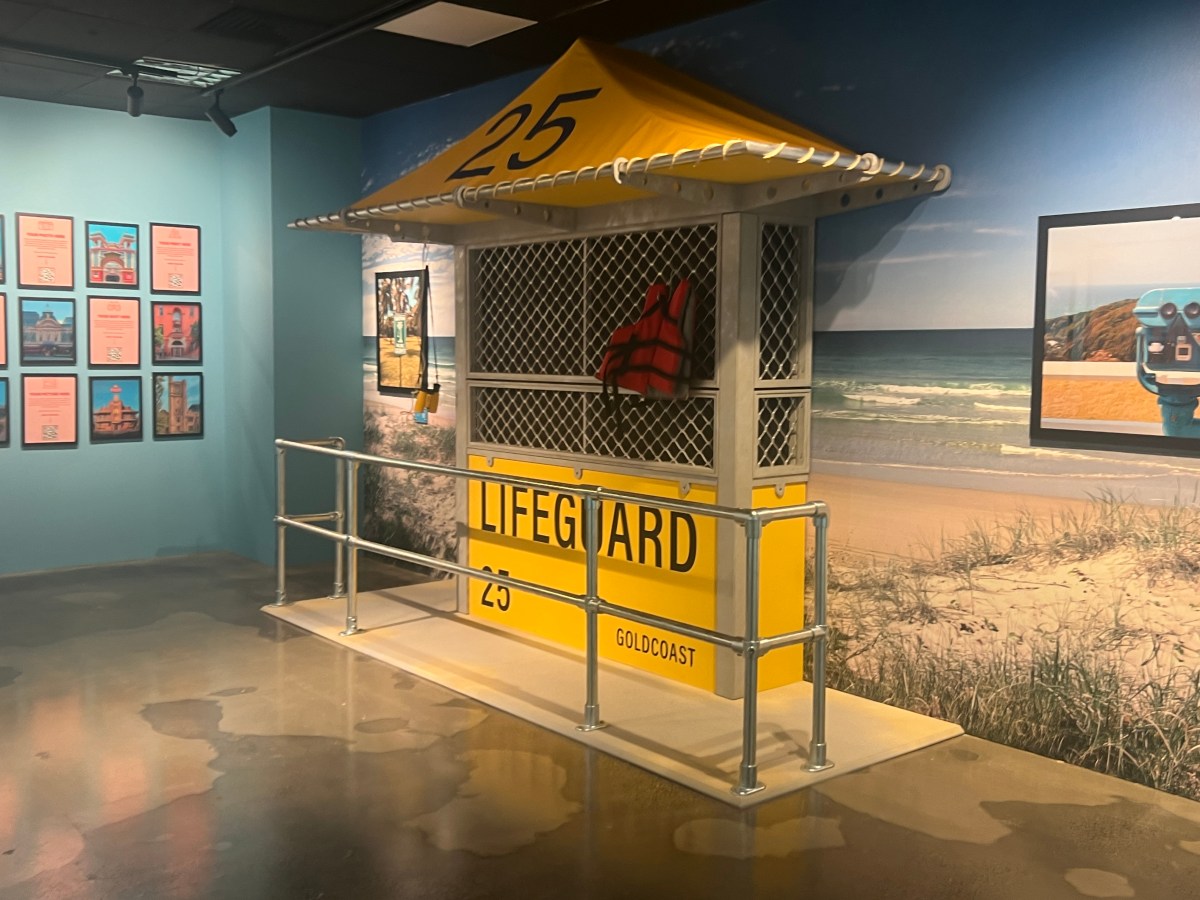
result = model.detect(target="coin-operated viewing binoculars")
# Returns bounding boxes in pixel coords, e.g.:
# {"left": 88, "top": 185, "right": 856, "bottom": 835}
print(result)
{"left": 1134, "top": 288, "right": 1200, "bottom": 437}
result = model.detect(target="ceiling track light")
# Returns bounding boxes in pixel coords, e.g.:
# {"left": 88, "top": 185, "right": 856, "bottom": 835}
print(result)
{"left": 205, "top": 90, "right": 237, "bottom": 137}
{"left": 125, "top": 70, "right": 143, "bottom": 117}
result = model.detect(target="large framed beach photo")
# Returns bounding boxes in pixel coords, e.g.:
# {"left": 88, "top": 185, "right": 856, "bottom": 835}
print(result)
{"left": 1031, "top": 203, "right": 1200, "bottom": 455}
{"left": 375, "top": 269, "right": 427, "bottom": 395}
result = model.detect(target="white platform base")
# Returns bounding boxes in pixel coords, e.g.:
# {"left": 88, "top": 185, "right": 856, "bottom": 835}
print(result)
{"left": 264, "top": 581, "right": 962, "bottom": 807}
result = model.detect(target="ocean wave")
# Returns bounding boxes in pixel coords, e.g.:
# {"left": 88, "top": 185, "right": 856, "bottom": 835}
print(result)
{"left": 843, "top": 393, "right": 922, "bottom": 406}
{"left": 818, "top": 379, "right": 1028, "bottom": 398}
{"left": 814, "top": 410, "right": 1017, "bottom": 426}
{"left": 975, "top": 402, "right": 1028, "bottom": 412}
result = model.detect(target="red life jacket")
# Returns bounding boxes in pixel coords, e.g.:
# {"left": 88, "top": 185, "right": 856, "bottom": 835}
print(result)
{"left": 596, "top": 277, "right": 694, "bottom": 398}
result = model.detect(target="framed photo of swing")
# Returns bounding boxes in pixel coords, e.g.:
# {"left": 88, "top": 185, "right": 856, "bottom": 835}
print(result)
{"left": 1030, "top": 202, "right": 1200, "bottom": 456}
{"left": 374, "top": 268, "right": 427, "bottom": 396}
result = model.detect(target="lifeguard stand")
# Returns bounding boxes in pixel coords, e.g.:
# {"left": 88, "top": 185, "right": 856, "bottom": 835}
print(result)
{"left": 293, "top": 40, "right": 950, "bottom": 699}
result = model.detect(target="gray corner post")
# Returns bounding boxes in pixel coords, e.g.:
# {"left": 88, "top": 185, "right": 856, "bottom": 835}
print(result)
{"left": 734, "top": 513, "right": 765, "bottom": 796}
{"left": 273, "top": 444, "right": 288, "bottom": 607}
{"left": 340, "top": 459, "right": 361, "bottom": 636}
{"left": 332, "top": 439, "right": 348, "bottom": 599}
{"left": 577, "top": 491, "right": 607, "bottom": 732}
{"left": 807, "top": 506, "right": 833, "bottom": 771}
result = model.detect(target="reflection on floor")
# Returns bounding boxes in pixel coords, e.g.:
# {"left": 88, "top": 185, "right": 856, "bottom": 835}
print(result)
{"left": 265, "top": 582, "right": 962, "bottom": 806}
{"left": 1, "top": 553, "right": 1199, "bottom": 899}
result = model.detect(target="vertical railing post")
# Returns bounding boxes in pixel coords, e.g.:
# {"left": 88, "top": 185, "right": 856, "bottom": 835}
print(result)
{"left": 340, "top": 459, "right": 361, "bottom": 636}
{"left": 332, "top": 440, "right": 347, "bottom": 599}
{"left": 576, "top": 491, "right": 606, "bottom": 732}
{"left": 734, "top": 513, "right": 765, "bottom": 795}
{"left": 273, "top": 444, "right": 288, "bottom": 607}
{"left": 807, "top": 507, "right": 833, "bottom": 771}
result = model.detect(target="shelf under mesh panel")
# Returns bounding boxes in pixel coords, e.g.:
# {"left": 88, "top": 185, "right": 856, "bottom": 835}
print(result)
{"left": 472, "top": 385, "right": 715, "bottom": 470}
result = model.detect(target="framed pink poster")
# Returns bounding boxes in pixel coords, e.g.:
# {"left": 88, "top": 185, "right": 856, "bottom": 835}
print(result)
{"left": 88, "top": 296, "right": 140, "bottom": 367}
{"left": 16, "top": 213, "right": 74, "bottom": 290}
{"left": 0, "top": 293, "right": 6, "bottom": 368}
{"left": 149, "top": 223, "right": 201, "bottom": 295}
{"left": 22, "top": 374, "right": 77, "bottom": 447}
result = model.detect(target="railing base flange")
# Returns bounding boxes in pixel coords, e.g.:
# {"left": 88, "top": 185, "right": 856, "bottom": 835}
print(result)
{"left": 732, "top": 782, "right": 765, "bottom": 797}
{"left": 575, "top": 721, "right": 609, "bottom": 733}
{"left": 805, "top": 761, "right": 834, "bottom": 773}
{"left": 272, "top": 593, "right": 288, "bottom": 607}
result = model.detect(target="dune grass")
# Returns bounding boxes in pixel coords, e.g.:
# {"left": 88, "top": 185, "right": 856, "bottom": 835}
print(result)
{"left": 820, "top": 492, "right": 1200, "bottom": 800}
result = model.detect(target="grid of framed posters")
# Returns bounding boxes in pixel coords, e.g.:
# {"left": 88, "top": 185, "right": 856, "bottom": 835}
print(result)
{"left": 0, "top": 212, "right": 205, "bottom": 449}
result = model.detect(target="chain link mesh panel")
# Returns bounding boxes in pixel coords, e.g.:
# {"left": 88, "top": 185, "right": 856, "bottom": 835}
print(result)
{"left": 470, "top": 224, "right": 717, "bottom": 380}
{"left": 585, "top": 224, "right": 718, "bottom": 381}
{"left": 583, "top": 393, "right": 714, "bottom": 468}
{"left": 757, "top": 393, "right": 807, "bottom": 470}
{"left": 471, "top": 239, "right": 585, "bottom": 375}
{"left": 471, "top": 387, "right": 585, "bottom": 454}
{"left": 758, "top": 223, "right": 804, "bottom": 382}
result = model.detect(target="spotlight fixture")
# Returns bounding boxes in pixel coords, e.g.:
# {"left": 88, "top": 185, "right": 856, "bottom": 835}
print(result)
{"left": 126, "top": 71, "right": 143, "bottom": 117}
{"left": 205, "top": 90, "right": 237, "bottom": 137}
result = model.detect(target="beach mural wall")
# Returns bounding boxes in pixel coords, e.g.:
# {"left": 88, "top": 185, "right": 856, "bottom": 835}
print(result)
{"left": 359, "top": 238, "right": 457, "bottom": 565}
{"left": 359, "top": 0, "right": 1200, "bottom": 796}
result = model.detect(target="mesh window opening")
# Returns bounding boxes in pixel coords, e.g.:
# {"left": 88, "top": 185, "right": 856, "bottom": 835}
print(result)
{"left": 470, "top": 224, "right": 718, "bottom": 381}
{"left": 758, "top": 223, "right": 803, "bottom": 382}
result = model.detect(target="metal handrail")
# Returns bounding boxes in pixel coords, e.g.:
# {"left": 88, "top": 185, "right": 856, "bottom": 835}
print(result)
{"left": 272, "top": 436, "right": 832, "bottom": 796}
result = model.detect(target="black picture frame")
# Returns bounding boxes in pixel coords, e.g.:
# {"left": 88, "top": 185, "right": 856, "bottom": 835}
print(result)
{"left": 152, "top": 372, "right": 203, "bottom": 439}
{"left": 149, "top": 222, "right": 201, "bottom": 295}
{"left": 1031, "top": 202, "right": 1200, "bottom": 456}
{"left": 0, "top": 377, "right": 9, "bottom": 447}
{"left": 151, "top": 300, "right": 202, "bottom": 364}
{"left": 16, "top": 212, "right": 74, "bottom": 291}
{"left": 89, "top": 376, "right": 143, "bottom": 443}
{"left": 21, "top": 373, "right": 77, "bottom": 448}
{"left": 375, "top": 268, "right": 428, "bottom": 396}
{"left": 85, "top": 221, "right": 139, "bottom": 289}
{"left": 0, "top": 293, "right": 7, "bottom": 369}
{"left": 20, "top": 296, "right": 76, "bottom": 365}
{"left": 88, "top": 296, "right": 141, "bottom": 368}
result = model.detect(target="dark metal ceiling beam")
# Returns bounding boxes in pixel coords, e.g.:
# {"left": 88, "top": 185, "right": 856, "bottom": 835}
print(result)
{"left": 0, "top": 38, "right": 175, "bottom": 78}
{"left": 197, "top": 0, "right": 437, "bottom": 97}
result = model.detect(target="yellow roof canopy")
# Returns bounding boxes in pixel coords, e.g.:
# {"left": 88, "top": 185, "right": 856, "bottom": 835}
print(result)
{"left": 293, "top": 40, "right": 950, "bottom": 239}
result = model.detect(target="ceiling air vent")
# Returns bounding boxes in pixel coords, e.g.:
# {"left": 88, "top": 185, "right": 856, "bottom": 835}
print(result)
{"left": 194, "top": 6, "right": 325, "bottom": 46}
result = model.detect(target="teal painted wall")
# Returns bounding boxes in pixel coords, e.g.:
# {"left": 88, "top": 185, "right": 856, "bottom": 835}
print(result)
{"left": 218, "top": 108, "right": 275, "bottom": 565}
{"left": 0, "top": 99, "right": 362, "bottom": 575}
{"left": 269, "top": 108, "right": 364, "bottom": 564}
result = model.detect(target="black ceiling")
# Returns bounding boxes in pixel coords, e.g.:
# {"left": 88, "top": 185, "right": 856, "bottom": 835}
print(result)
{"left": 0, "top": 0, "right": 760, "bottom": 121}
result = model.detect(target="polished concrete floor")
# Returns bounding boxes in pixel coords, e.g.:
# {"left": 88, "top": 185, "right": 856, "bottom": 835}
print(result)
{"left": 2, "top": 554, "right": 1200, "bottom": 899}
